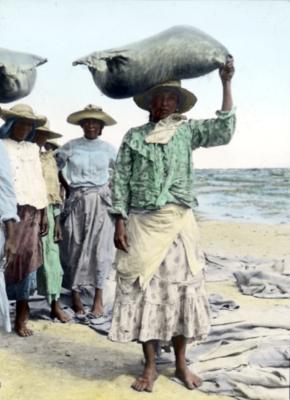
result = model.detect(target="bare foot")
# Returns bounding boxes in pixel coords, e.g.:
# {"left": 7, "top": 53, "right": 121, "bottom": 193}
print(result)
{"left": 90, "top": 304, "right": 104, "bottom": 318}
{"left": 51, "top": 300, "right": 71, "bottom": 322}
{"left": 175, "top": 367, "right": 202, "bottom": 390}
{"left": 72, "top": 290, "right": 86, "bottom": 315}
{"left": 15, "top": 321, "right": 33, "bottom": 337}
{"left": 15, "top": 300, "right": 33, "bottom": 337}
{"left": 131, "top": 365, "right": 158, "bottom": 393}
{"left": 91, "top": 288, "right": 103, "bottom": 317}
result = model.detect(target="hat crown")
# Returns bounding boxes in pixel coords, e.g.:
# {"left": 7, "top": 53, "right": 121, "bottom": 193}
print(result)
{"left": 0, "top": 103, "right": 47, "bottom": 127}
{"left": 67, "top": 104, "right": 116, "bottom": 126}
{"left": 41, "top": 119, "right": 50, "bottom": 130}
{"left": 133, "top": 80, "right": 197, "bottom": 113}
{"left": 9, "top": 103, "right": 34, "bottom": 115}
{"left": 157, "top": 80, "right": 181, "bottom": 89}
{"left": 84, "top": 104, "right": 103, "bottom": 112}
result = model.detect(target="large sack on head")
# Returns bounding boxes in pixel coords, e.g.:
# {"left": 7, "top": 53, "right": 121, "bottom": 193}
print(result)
{"left": 73, "top": 25, "right": 229, "bottom": 99}
{"left": 0, "top": 48, "right": 47, "bottom": 103}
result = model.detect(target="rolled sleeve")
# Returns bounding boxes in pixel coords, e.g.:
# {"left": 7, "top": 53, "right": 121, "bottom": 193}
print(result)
{"left": 190, "top": 107, "right": 236, "bottom": 149}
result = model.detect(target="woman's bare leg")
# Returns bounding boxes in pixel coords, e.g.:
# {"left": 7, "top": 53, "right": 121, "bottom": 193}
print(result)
{"left": 72, "top": 290, "right": 85, "bottom": 315}
{"left": 50, "top": 299, "right": 71, "bottom": 322}
{"left": 172, "top": 335, "right": 202, "bottom": 390}
{"left": 131, "top": 340, "right": 158, "bottom": 392}
{"left": 91, "top": 288, "right": 104, "bottom": 317}
{"left": 14, "top": 300, "right": 33, "bottom": 337}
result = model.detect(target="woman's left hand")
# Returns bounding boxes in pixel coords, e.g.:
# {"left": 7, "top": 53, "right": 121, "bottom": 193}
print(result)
{"left": 219, "top": 55, "right": 235, "bottom": 83}
{"left": 4, "top": 238, "right": 17, "bottom": 264}
{"left": 54, "top": 220, "right": 63, "bottom": 242}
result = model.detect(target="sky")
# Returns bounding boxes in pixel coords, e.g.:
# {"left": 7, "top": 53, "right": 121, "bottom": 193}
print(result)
{"left": 0, "top": 0, "right": 289, "bottom": 168}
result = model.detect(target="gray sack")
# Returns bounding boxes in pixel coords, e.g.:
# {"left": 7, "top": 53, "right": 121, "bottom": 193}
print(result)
{"left": 73, "top": 25, "right": 229, "bottom": 99}
{"left": 0, "top": 47, "right": 47, "bottom": 103}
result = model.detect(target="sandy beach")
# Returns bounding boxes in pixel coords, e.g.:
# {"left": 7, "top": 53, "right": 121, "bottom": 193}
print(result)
{"left": 0, "top": 220, "right": 289, "bottom": 400}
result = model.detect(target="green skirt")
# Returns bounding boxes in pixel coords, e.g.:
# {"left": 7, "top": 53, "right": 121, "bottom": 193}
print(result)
{"left": 37, "top": 204, "right": 63, "bottom": 303}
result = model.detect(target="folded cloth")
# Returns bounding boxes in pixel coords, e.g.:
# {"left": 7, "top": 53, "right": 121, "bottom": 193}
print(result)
{"left": 199, "top": 367, "right": 289, "bottom": 399}
{"left": 201, "top": 366, "right": 289, "bottom": 391}
{"left": 209, "top": 293, "right": 239, "bottom": 318}
{"left": 234, "top": 271, "right": 290, "bottom": 298}
{"left": 205, "top": 254, "right": 285, "bottom": 283}
{"left": 249, "top": 341, "right": 290, "bottom": 368}
{"left": 233, "top": 382, "right": 289, "bottom": 400}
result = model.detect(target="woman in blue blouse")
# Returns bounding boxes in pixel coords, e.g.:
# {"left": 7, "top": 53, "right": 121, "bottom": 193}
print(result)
{"left": 56, "top": 105, "right": 116, "bottom": 317}
{"left": 0, "top": 140, "right": 18, "bottom": 332}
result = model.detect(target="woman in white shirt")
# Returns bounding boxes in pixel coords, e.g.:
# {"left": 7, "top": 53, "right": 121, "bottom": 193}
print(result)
{"left": 0, "top": 104, "right": 48, "bottom": 337}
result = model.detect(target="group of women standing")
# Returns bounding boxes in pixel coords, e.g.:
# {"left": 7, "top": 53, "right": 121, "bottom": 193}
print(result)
{"left": 0, "top": 103, "right": 117, "bottom": 335}
{"left": 0, "top": 56, "right": 235, "bottom": 392}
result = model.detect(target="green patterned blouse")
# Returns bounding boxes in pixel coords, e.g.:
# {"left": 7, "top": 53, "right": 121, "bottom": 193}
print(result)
{"left": 111, "top": 109, "right": 236, "bottom": 218}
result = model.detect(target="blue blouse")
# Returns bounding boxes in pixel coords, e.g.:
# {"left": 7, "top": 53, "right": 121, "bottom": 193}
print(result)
{"left": 0, "top": 140, "right": 19, "bottom": 223}
{"left": 56, "top": 137, "right": 117, "bottom": 188}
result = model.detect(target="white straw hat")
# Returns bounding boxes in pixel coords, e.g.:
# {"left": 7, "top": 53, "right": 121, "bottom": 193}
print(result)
{"left": 0, "top": 104, "right": 46, "bottom": 127}
{"left": 67, "top": 104, "right": 116, "bottom": 126}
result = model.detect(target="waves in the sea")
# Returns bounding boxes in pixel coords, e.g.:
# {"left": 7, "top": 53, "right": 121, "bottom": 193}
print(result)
{"left": 194, "top": 168, "right": 290, "bottom": 224}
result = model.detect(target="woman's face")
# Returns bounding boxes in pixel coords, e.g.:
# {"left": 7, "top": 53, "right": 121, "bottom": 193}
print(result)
{"left": 150, "top": 90, "right": 179, "bottom": 122}
{"left": 34, "top": 131, "right": 47, "bottom": 148}
{"left": 10, "top": 118, "right": 34, "bottom": 141}
{"left": 80, "top": 118, "right": 103, "bottom": 140}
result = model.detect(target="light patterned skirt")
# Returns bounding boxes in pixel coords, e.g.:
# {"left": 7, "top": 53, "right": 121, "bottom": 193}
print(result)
{"left": 109, "top": 235, "right": 211, "bottom": 343}
{"left": 60, "top": 186, "right": 114, "bottom": 291}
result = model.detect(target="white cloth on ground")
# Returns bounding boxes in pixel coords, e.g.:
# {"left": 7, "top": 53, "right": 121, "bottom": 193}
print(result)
{"left": 234, "top": 270, "right": 290, "bottom": 298}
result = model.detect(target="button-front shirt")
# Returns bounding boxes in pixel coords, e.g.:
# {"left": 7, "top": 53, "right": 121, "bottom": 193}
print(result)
{"left": 56, "top": 137, "right": 117, "bottom": 188}
{"left": 40, "top": 151, "right": 62, "bottom": 205}
{"left": 111, "top": 109, "right": 236, "bottom": 218}
{"left": 3, "top": 139, "right": 48, "bottom": 210}
{"left": 0, "top": 140, "right": 19, "bottom": 222}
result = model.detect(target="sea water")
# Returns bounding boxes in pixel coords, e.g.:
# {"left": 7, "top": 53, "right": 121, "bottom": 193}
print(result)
{"left": 194, "top": 168, "right": 290, "bottom": 224}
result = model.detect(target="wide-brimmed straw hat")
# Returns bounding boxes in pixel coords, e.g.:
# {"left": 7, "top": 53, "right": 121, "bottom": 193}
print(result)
{"left": 0, "top": 104, "right": 47, "bottom": 127}
{"left": 35, "top": 120, "right": 62, "bottom": 139}
{"left": 67, "top": 104, "right": 116, "bottom": 126}
{"left": 46, "top": 139, "right": 60, "bottom": 149}
{"left": 133, "top": 80, "right": 197, "bottom": 113}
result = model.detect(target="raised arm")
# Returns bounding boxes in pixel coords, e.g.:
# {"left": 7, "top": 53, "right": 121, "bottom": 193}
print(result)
{"left": 220, "top": 55, "right": 235, "bottom": 111}
{"left": 190, "top": 56, "right": 236, "bottom": 149}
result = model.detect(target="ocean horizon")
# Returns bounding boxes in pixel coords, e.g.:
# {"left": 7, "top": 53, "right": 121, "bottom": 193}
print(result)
{"left": 194, "top": 168, "right": 290, "bottom": 224}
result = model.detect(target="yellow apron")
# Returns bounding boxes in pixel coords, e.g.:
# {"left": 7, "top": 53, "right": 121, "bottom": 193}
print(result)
{"left": 115, "top": 204, "right": 205, "bottom": 289}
